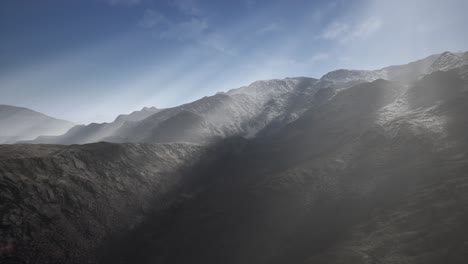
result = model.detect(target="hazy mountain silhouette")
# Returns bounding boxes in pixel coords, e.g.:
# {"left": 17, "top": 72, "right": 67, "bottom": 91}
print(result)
{"left": 0, "top": 105, "right": 74, "bottom": 144}
{"left": 26, "top": 51, "right": 468, "bottom": 145}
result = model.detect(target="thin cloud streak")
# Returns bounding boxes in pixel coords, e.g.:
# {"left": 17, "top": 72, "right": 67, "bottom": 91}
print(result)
{"left": 320, "top": 17, "right": 383, "bottom": 44}
{"left": 173, "top": 0, "right": 201, "bottom": 16}
{"left": 103, "top": 0, "right": 141, "bottom": 6}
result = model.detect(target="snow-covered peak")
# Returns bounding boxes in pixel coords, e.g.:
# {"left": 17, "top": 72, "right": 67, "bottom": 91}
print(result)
{"left": 114, "top": 106, "right": 160, "bottom": 123}
{"left": 427, "top": 51, "right": 468, "bottom": 73}
{"left": 226, "top": 79, "right": 296, "bottom": 102}
{"left": 141, "top": 106, "right": 158, "bottom": 112}
{"left": 320, "top": 69, "right": 384, "bottom": 84}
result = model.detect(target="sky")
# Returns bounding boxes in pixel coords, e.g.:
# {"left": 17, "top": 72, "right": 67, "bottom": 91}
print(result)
{"left": 1, "top": 0, "right": 468, "bottom": 124}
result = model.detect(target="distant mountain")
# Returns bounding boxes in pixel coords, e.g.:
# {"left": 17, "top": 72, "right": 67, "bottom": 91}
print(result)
{"left": 426, "top": 51, "right": 468, "bottom": 73}
{"left": 113, "top": 106, "right": 160, "bottom": 123}
{"left": 30, "top": 77, "right": 320, "bottom": 144}
{"left": 321, "top": 51, "right": 468, "bottom": 85}
{"left": 0, "top": 105, "right": 75, "bottom": 144}
{"left": 375, "top": 53, "right": 440, "bottom": 82}
{"left": 31, "top": 106, "right": 160, "bottom": 144}
{"left": 377, "top": 51, "right": 468, "bottom": 82}
{"left": 29, "top": 50, "right": 468, "bottom": 145}
{"left": 99, "top": 66, "right": 468, "bottom": 264}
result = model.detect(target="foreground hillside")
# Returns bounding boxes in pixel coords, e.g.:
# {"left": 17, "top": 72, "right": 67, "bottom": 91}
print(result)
{"left": 0, "top": 143, "right": 203, "bottom": 263}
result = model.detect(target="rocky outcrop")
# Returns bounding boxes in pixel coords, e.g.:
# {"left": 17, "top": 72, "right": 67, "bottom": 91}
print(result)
{"left": 0, "top": 142, "right": 203, "bottom": 264}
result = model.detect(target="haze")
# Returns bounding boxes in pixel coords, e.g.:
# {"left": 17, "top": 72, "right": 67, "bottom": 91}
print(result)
{"left": 1, "top": 0, "right": 468, "bottom": 124}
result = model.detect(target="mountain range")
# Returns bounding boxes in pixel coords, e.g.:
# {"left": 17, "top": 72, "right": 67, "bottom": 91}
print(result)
{"left": 1, "top": 50, "right": 468, "bottom": 264}
{"left": 24, "top": 50, "right": 468, "bottom": 145}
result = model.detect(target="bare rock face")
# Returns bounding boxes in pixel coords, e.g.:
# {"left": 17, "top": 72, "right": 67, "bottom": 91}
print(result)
{"left": 427, "top": 51, "right": 468, "bottom": 73}
{"left": 0, "top": 142, "right": 203, "bottom": 264}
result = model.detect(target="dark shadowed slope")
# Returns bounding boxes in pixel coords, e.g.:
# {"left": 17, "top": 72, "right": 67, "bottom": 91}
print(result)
{"left": 0, "top": 105, "right": 75, "bottom": 144}
{"left": 99, "top": 68, "right": 468, "bottom": 264}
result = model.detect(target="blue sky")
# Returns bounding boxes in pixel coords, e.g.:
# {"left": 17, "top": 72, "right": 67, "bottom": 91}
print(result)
{"left": 1, "top": 0, "right": 468, "bottom": 124}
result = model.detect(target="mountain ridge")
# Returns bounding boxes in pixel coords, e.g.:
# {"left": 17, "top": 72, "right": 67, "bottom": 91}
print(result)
{"left": 22, "top": 50, "right": 468, "bottom": 146}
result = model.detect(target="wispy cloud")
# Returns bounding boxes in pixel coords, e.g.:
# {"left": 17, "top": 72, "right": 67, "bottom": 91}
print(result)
{"left": 245, "top": 0, "right": 255, "bottom": 10}
{"left": 139, "top": 9, "right": 167, "bottom": 28}
{"left": 140, "top": 8, "right": 229, "bottom": 53}
{"left": 199, "top": 32, "right": 230, "bottom": 53}
{"left": 320, "top": 21, "right": 349, "bottom": 40}
{"left": 351, "top": 18, "right": 382, "bottom": 38}
{"left": 159, "top": 17, "right": 208, "bottom": 40}
{"left": 174, "top": 0, "right": 201, "bottom": 16}
{"left": 308, "top": 53, "right": 329, "bottom": 63}
{"left": 320, "top": 17, "right": 383, "bottom": 43}
{"left": 256, "top": 23, "right": 283, "bottom": 34}
{"left": 415, "top": 23, "right": 437, "bottom": 33}
{"left": 311, "top": 1, "right": 337, "bottom": 23}
{"left": 279, "top": 53, "right": 329, "bottom": 69}
{"left": 103, "top": 0, "right": 141, "bottom": 6}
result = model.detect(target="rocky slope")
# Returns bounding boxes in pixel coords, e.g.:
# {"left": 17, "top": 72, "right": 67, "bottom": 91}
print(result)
{"left": 0, "top": 142, "right": 203, "bottom": 264}
{"left": 0, "top": 105, "right": 75, "bottom": 144}
{"left": 98, "top": 67, "right": 468, "bottom": 264}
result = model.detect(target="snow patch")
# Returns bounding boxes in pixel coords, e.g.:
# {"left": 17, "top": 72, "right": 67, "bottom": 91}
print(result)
{"left": 376, "top": 92, "right": 448, "bottom": 138}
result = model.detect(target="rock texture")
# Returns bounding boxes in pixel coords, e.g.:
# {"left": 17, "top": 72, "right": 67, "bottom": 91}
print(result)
{"left": 0, "top": 142, "right": 203, "bottom": 264}
{"left": 99, "top": 67, "right": 468, "bottom": 264}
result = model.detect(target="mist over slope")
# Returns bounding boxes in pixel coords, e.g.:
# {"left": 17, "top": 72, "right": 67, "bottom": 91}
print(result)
{"left": 0, "top": 105, "right": 75, "bottom": 144}
{"left": 26, "top": 51, "right": 468, "bottom": 145}
{"left": 99, "top": 67, "right": 468, "bottom": 264}
{"left": 30, "top": 78, "right": 320, "bottom": 144}
{"left": 1, "top": 51, "right": 468, "bottom": 264}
